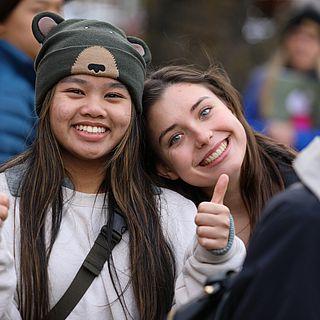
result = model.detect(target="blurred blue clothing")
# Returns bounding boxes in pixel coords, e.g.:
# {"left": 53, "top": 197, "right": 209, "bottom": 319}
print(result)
{"left": 0, "top": 39, "right": 36, "bottom": 164}
{"left": 243, "top": 65, "right": 320, "bottom": 150}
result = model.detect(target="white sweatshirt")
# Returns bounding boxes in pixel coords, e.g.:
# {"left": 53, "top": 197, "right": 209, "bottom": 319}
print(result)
{"left": 0, "top": 171, "right": 246, "bottom": 319}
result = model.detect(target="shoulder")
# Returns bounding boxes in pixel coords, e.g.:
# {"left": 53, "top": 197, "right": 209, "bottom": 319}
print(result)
{"left": 158, "top": 187, "right": 197, "bottom": 217}
{"left": 261, "top": 182, "right": 320, "bottom": 229}
{"left": 0, "top": 161, "right": 29, "bottom": 197}
{"left": 277, "top": 162, "right": 299, "bottom": 188}
{"left": 157, "top": 187, "right": 197, "bottom": 235}
{"left": 0, "top": 172, "right": 10, "bottom": 195}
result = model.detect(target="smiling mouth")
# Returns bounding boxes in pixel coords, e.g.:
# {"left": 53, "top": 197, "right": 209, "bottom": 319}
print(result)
{"left": 200, "top": 138, "right": 229, "bottom": 166}
{"left": 74, "top": 124, "right": 108, "bottom": 134}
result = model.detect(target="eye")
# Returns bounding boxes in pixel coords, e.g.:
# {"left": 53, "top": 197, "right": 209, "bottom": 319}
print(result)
{"left": 168, "top": 133, "right": 182, "bottom": 147}
{"left": 199, "top": 107, "right": 212, "bottom": 119}
{"left": 105, "top": 92, "right": 125, "bottom": 99}
{"left": 65, "top": 88, "right": 85, "bottom": 95}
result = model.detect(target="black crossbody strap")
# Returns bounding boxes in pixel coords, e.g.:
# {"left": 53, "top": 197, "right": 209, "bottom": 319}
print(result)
{"left": 43, "top": 210, "right": 127, "bottom": 320}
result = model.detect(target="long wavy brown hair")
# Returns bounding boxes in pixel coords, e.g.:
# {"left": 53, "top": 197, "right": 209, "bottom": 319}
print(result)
{"left": 1, "top": 87, "right": 176, "bottom": 319}
{"left": 142, "top": 64, "right": 297, "bottom": 231}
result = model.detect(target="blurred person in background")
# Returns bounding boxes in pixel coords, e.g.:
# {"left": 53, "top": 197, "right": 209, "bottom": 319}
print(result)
{"left": 243, "top": 6, "right": 320, "bottom": 151}
{"left": 0, "top": 0, "right": 64, "bottom": 164}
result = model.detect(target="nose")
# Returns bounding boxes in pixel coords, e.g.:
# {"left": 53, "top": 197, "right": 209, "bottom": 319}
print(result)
{"left": 194, "top": 128, "right": 213, "bottom": 149}
{"left": 79, "top": 97, "right": 107, "bottom": 119}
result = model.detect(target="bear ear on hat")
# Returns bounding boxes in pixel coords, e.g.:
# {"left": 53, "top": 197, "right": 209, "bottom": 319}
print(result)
{"left": 127, "top": 36, "right": 152, "bottom": 64}
{"left": 32, "top": 11, "right": 65, "bottom": 44}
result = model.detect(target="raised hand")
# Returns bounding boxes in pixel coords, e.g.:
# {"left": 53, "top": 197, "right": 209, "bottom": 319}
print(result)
{"left": 0, "top": 193, "right": 9, "bottom": 224}
{"left": 195, "top": 174, "right": 230, "bottom": 251}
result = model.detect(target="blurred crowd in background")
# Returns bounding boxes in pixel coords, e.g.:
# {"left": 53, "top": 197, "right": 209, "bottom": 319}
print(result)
{"left": 0, "top": 0, "right": 320, "bottom": 164}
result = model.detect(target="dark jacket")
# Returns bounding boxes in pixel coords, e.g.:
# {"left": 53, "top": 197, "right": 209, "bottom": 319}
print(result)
{"left": 0, "top": 40, "right": 36, "bottom": 164}
{"left": 227, "top": 137, "right": 320, "bottom": 320}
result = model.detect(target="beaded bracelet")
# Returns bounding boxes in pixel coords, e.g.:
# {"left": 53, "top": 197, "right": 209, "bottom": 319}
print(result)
{"left": 211, "top": 213, "right": 235, "bottom": 256}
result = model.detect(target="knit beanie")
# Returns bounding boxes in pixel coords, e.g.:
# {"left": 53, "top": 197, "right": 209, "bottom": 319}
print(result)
{"left": 0, "top": 0, "right": 21, "bottom": 22}
{"left": 282, "top": 6, "right": 320, "bottom": 37}
{"left": 32, "top": 11, "right": 151, "bottom": 115}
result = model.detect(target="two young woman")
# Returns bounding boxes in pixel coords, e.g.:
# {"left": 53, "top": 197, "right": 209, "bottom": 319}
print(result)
{"left": 0, "top": 12, "right": 244, "bottom": 320}
{"left": 143, "top": 65, "right": 298, "bottom": 247}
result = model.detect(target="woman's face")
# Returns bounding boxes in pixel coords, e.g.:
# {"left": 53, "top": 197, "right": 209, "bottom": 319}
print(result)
{"left": 50, "top": 74, "right": 132, "bottom": 163}
{"left": 147, "top": 83, "right": 247, "bottom": 189}
{"left": 284, "top": 21, "right": 320, "bottom": 71}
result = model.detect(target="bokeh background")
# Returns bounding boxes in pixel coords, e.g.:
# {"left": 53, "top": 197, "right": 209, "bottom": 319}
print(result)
{"left": 63, "top": 0, "right": 320, "bottom": 91}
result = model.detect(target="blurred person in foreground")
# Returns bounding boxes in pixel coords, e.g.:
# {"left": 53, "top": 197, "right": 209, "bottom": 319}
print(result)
{"left": 0, "top": 0, "right": 64, "bottom": 164}
{"left": 244, "top": 6, "right": 320, "bottom": 151}
{"left": 221, "top": 135, "right": 320, "bottom": 319}
{"left": 170, "top": 136, "right": 320, "bottom": 320}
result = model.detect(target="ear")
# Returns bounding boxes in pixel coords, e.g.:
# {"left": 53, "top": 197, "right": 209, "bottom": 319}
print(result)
{"left": 156, "top": 162, "right": 179, "bottom": 180}
{"left": 127, "top": 36, "right": 151, "bottom": 64}
{"left": 32, "top": 11, "right": 64, "bottom": 44}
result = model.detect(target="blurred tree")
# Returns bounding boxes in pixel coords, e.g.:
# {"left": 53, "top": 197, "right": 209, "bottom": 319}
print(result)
{"left": 143, "top": 0, "right": 290, "bottom": 91}
{"left": 144, "top": 0, "right": 251, "bottom": 90}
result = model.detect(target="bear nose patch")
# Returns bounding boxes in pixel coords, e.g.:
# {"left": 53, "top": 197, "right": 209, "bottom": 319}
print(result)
{"left": 88, "top": 63, "right": 106, "bottom": 73}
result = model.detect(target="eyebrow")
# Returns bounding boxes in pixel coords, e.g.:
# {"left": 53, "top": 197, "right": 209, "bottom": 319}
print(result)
{"left": 59, "top": 77, "right": 127, "bottom": 90}
{"left": 36, "top": 0, "right": 60, "bottom": 3}
{"left": 107, "top": 82, "right": 127, "bottom": 90}
{"left": 34, "top": 0, "right": 54, "bottom": 4}
{"left": 158, "top": 96, "right": 210, "bottom": 144}
{"left": 190, "top": 96, "right": 209, "bottom": 112}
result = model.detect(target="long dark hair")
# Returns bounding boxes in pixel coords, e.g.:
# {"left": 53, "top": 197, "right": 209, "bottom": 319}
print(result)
{"left": 142, "top": 64, "right": 297, "bottom": 230}
{"left": 1, "top": 87, "right": 176, "bottom": 319}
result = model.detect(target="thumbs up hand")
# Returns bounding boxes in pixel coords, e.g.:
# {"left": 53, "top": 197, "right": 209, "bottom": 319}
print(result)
{"left": 195, "top": 174, "right": 231, "bottom": 251}
{"left": 0, "top": 193, "right": 9, "bottom": 225}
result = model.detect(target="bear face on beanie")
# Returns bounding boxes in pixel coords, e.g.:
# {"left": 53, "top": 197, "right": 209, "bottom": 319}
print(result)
{"left": 32, "top": 11, "right": 151, "bottom": 115}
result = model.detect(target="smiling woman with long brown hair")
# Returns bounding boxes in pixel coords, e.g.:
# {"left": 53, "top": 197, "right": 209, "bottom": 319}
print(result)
{"left": 143, "top": 64, "right": 298, "bottom": 247}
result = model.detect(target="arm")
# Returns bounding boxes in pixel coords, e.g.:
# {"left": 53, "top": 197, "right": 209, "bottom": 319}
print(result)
{"left": 174, "top": 233, "right": 245, "bottom": 306}
{"left": 0, "top": 194, "right": 21, "bottom": 319}
{"left": 174, "top": 175, "right": 246, "bottom": 306}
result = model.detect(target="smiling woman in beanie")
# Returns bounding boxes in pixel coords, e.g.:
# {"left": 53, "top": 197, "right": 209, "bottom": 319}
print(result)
{"left": 0, "top": 11, "right": 245, "bottom": 320}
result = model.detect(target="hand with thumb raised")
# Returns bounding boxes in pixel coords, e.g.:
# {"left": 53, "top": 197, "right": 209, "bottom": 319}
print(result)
{"left": 195, "top": 174, "right": 231, "bottom": 251}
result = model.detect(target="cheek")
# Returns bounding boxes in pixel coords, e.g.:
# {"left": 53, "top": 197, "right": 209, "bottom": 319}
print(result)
{"left": 49, "top": 104, "right": 73, "bottom": 139}
{"left": 233, "top": 121, "right": 247, "bottom": 163}
{"left": 167, "top": 146, "right": 191, "bottom": 172}
{"left": 115, "top": 111, "right": 131, "bottom": 132}
{"left": 50, "top": 102, "right": 72, "bottom": 123}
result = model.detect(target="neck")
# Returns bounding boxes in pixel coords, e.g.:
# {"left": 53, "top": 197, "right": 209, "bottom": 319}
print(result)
{"left": 224, "top": 178, "right": 246, "bottom": 215}
{"left": 62, "top": 155, "right": 106, "bottom": 194}
{"left": 224, "top": 180, "right": 250, "bottom": 247}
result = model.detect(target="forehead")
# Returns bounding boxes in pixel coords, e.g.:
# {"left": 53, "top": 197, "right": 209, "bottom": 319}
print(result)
{"left": 156, "top": 83, "right": 217, "bottom": 110}
{"left": 4, "top": 0, "right": 63, "bottom": 18}
{"left": 289, "top": 20, "right": 320, "bottom": 36}
{"left": 59, "top": 74, "right": 128, "bottom": 89}
{"left": 23, "top": 0, "right": 64, "bottom": 5}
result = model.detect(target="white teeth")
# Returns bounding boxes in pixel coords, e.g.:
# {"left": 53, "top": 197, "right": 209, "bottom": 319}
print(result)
{"left": 203, "top": 140, "right": 228, "bottom": 165}
{"left": 75, "top": 125, "right": 106, "bottom": 134}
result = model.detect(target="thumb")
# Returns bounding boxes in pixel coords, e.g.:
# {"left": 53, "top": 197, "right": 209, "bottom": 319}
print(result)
{"left": 211, "top": 174, "right": 229, "bottom": 204}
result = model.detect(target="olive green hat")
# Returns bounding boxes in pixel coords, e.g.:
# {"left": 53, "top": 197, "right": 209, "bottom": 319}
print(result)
{"left": 32, "top": 11, "right": 151, "bottom": 115}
